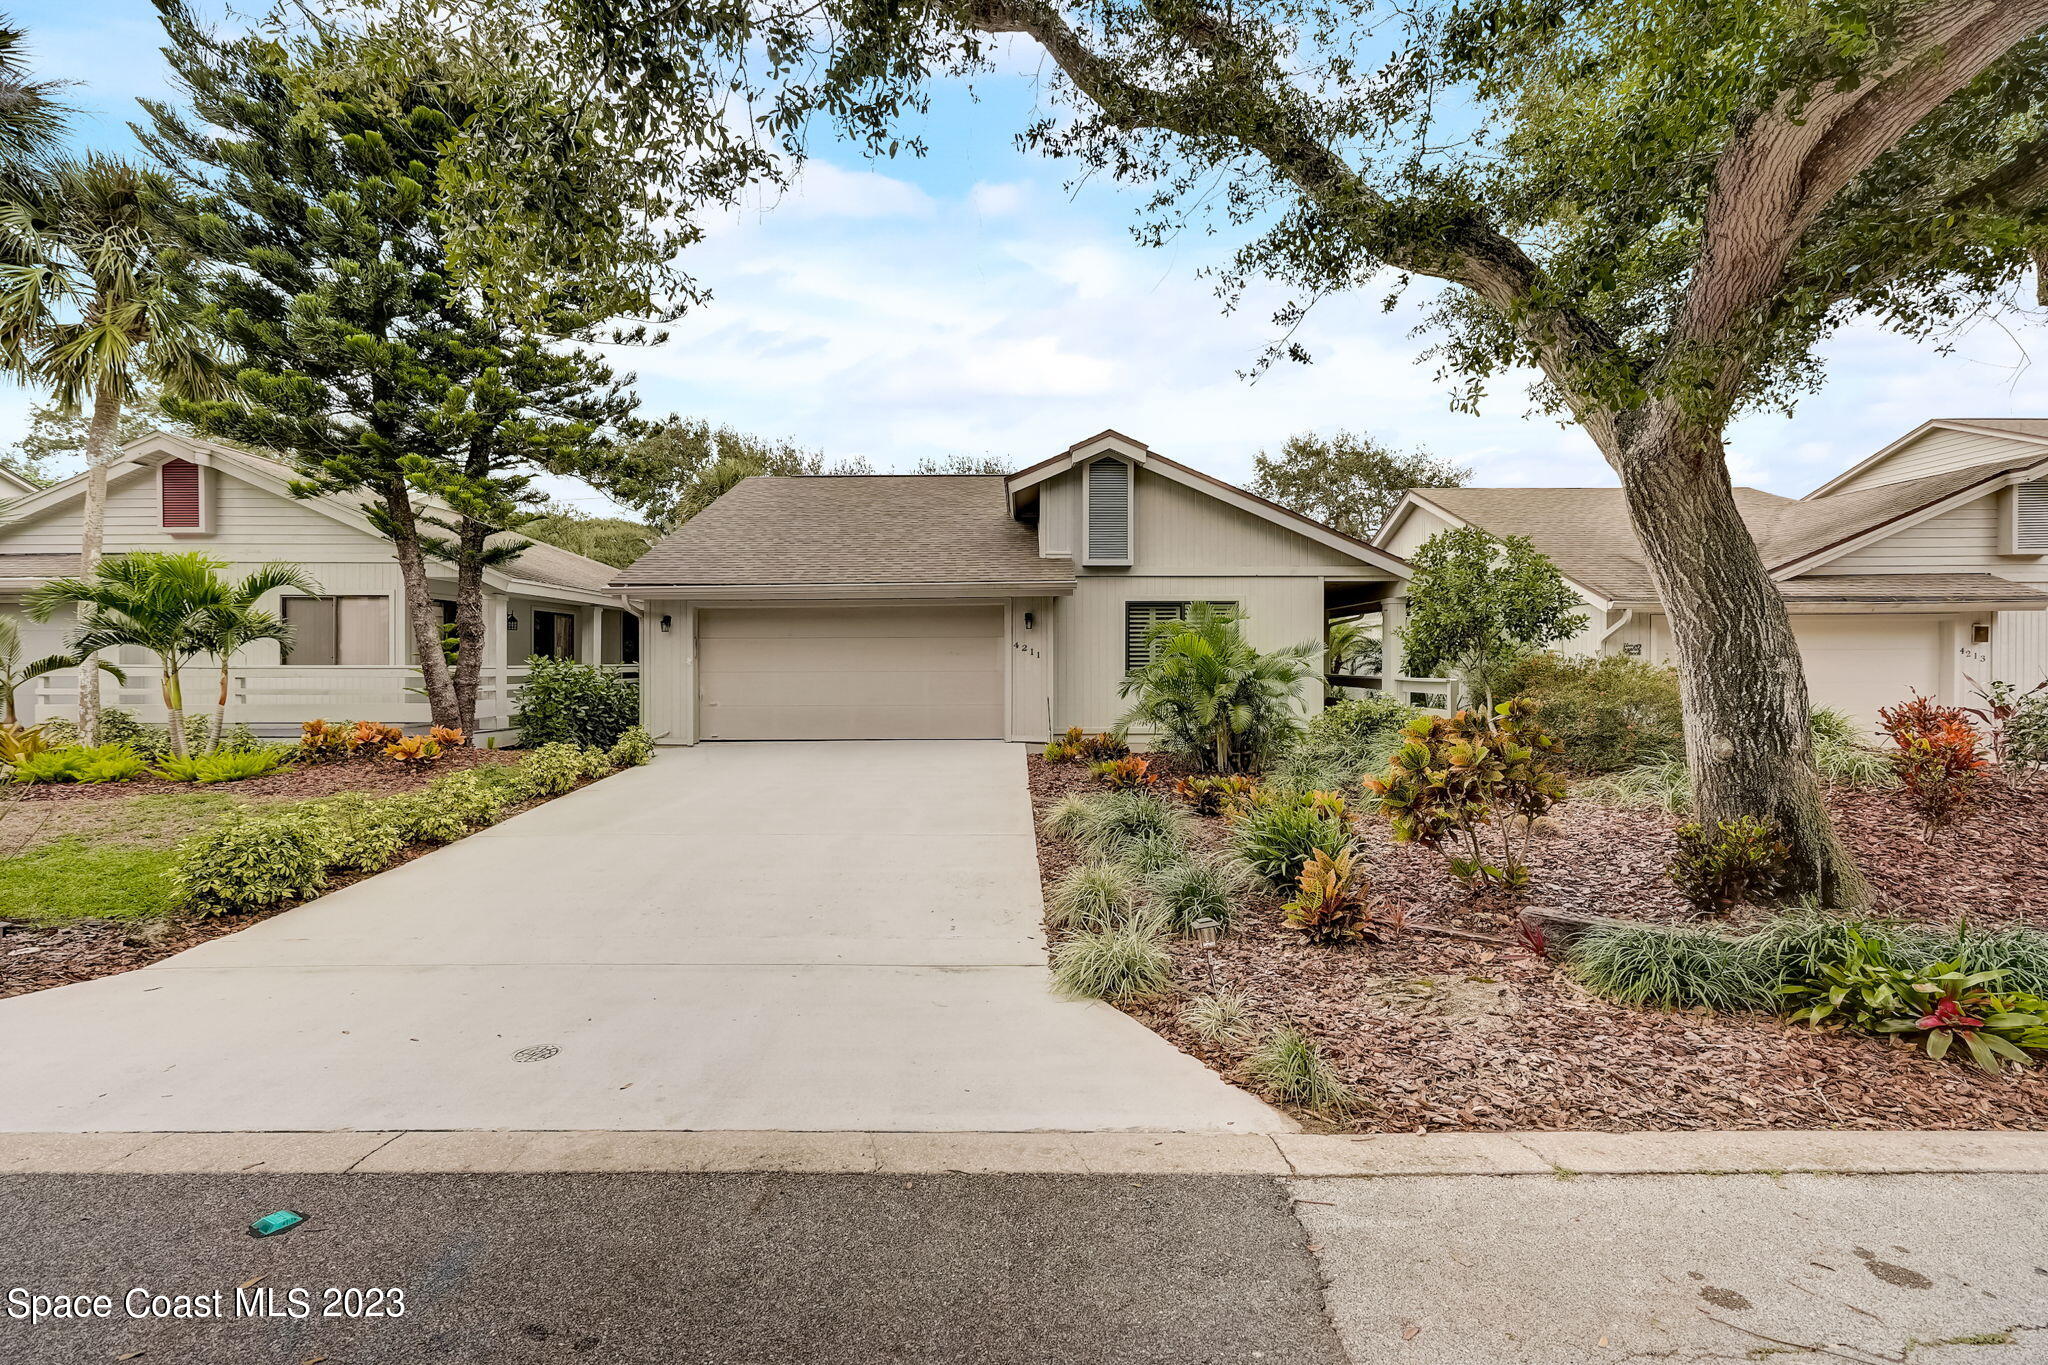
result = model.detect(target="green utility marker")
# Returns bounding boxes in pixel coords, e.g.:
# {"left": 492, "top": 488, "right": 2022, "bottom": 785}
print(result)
{"left": 247, "top": 1210, "right": 305, "bottom": 1238}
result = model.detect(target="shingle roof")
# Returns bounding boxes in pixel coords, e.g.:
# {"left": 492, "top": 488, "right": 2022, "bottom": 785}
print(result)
{"left": 612, "top": 475, "right": 1076, "bottom": 589}
{"left": 1778, "top": 573, "right": 2048, "bottom": 604}
{"left": 1412, "top": 453, "right": 2048, "bottom": 601}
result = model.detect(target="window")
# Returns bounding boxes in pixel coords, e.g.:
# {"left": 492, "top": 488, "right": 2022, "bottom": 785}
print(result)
{"left": 1083, "top": 456, "right": 1133, "bottom": 565}
{"left": 1124, "top": 600, "right": 1238, "bottom": 672}
{"left": 532, "top": 610, "right": 578, "bottom": 660}
{"left": 158, "top": 458, "right": 204, "bottom": 532}
{"left": 621, "top": 613, "right": 640, "bottom": 665}
{"left": 282, "top": 596, "right": 391, "bottom": 666}
{"left": 2008, "top": 480, "right": 2048, "bottom": 554}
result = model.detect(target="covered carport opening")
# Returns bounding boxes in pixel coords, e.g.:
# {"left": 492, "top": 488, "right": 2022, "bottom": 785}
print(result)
{"left": 695, "top": 601, "right": 1008, "bottom": 741}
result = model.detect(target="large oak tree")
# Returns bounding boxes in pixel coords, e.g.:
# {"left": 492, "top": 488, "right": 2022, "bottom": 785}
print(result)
{"left": 517, "top": 0, "right": 2048, "bottom": 904}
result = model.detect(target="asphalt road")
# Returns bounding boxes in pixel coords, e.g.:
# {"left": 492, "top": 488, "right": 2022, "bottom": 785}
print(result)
{"left": 0, "top": 1172, "right": 1345, "bottom": 1364}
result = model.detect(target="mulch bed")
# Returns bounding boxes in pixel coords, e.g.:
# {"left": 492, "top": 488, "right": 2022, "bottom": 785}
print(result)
{"left": 1028, "top": 755, "right": 2048, "bottom": 1132}
{"left": 0, "top": 749, "right": 573, "bottom": 1004}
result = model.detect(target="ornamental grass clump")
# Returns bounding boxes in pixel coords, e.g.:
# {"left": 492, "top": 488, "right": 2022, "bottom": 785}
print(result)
{"left": 1232, "top": 795, "right": 1355, "bottom": 891}
{"left": 1181, "top": 990, "right": 1255, "bottom": 1044}
{"left": 1567, "top": 922, "right": 1778, "bottom": 1012}
{"left": 1117, "top": 829, "right": 1191, "bottom": 876}
{"left": 1244, "top": 1025, "right": 1362, "bottom": 1115}
{"left": 1050, "top": 919, "right": 1175, "bottom": 1001}
{"left": 1048, "top": 861, "right": 1146, "bottom": 930}
{"left": 1048, "top": 789, "right": 1190, "bottom": 859}
{"left": 1146, "top": 857, "right": 1241, "bottom": 934}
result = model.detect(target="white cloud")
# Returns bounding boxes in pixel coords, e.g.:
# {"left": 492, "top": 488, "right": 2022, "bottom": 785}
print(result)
{"left": 968, "top": 180, "right": 1031, "bottom": 217}
{"left": 767, "top": 161, "right": 936, "bottom": 221}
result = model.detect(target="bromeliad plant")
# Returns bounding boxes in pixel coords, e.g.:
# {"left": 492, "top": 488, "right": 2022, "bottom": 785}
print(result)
{"left": 1365, "top": 700, "right": 1566, "bottom": 892}
{"left": 1780, "top": 931, "right": 2048, "bottom": 1075}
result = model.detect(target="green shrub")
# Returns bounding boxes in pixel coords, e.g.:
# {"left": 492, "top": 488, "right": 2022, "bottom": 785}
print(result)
{"left": 1480, "top": 652, "right": 1684, "bottom": 774}
{"left": 172, "top": 808, "right": 331, "bottom": 914}
{"left": 503, "top": 742, "right": 595, "bottom": 800}
{"left": 1049, "top": 919, "right": 1176, "bottom": 1000}
{"left": 12, "top": 744, "right": 150, "bottom": 784}
{"left": 1244, "top": 1026, "right": 1361, "bottom": 1114}
{"left": 394, "top": 770, "right": 507, "bottom": 844}
{"left": 302, "top": 793, "right": 411, "bottom": 872}
{"left": 1366, "top": 702, "right": 1567, "bottom": 891}
{"left": 607, "top": 726, "right": 655, "bottom": 768}
{"left": 1181, "top": 990, "right": 1255, "bottom": 1043}
{"left": 1668, "top": 816, "right": 1796, "bottom": 915}
{"left": 1146, "top": 857, "right": 1241, "bottom": 934}
{"left": 1276, "top": 694, "right": 1422, "bottom": 791}
{"left": 41, "top": 711, "right": 260, "bottom": 760}
{"left": 152, "top": 748, "right": 292, "bottom": 783}
{"left": 511, "top": 656, "right": 640, "bottom": 749}
{"left": 1048, "top": 861, "right": 1146, "bottom": 930}
{"left": 1232, "top": 797, "right": 1355, "bottom": 891}
{"left": 1568, "top": 921, "right": 1779, "bottom": 1011}
{"left": 1578, "top": 709, "right": 1889, "bottom": 811}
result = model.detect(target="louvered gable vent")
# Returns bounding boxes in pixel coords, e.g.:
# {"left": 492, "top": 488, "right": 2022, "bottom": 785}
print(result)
{"left": 2013, "top": 480, "right": 2048, "bottom": 554}
{"left": 159, "top": 458, "right": 202, "bottom": 530}
{"left": 1084, "top": 456, "right": 1132, "bottom": 564}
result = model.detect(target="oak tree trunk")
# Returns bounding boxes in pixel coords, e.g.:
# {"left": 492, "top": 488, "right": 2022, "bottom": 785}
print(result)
{"left": 379, "top": 481, "right": 462, "bottom": 731}
{"left": 75, "top": 385, "right": 123, "bottom": 745}
{"left": 1614, "top": 408, "right": 1871, "bottom": 908}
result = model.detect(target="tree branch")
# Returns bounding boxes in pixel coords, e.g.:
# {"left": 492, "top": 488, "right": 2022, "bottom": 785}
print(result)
{"left": 1681, "top": 2, "right": 2048, "bottom": 350}
{"left": 951, "top": 0, "right": 1634, "bottom": 451}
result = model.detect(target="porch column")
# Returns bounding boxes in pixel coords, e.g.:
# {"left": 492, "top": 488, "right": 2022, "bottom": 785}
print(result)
{"left": 1379, "top": 592, "right": 1408, "bottom": 704}
{"left": 579, "top": 605, "right": 603, "bottom": 664}
{"left": 482, "top": 589, "right": 509, "bottom": 729}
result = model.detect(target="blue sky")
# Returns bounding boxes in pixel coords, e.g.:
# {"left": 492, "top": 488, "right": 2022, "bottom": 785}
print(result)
{"left": 10, "top": 0, "right": 2048, "bottom": 514}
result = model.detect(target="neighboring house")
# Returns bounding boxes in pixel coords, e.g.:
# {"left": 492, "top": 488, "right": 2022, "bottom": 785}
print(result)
{"left": 1, "top": 431, "right": 636, "bottom": 736}
{"left": 1376, "top": 418, "right": 2048, "bottom": 726}
{"left": 617, "top": 430, "right": 1410, "bottom": 743}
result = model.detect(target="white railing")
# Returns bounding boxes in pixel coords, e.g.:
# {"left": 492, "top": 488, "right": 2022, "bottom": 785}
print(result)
{"left": 1332, "top": 674, "right": 1460, "bottom": 713}
{"left": 31, "top": 663, "right": 640, "bottom": 733}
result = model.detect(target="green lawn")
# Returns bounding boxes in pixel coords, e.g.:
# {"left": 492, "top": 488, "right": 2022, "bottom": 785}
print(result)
{"left": 0, "top": 790, "right": 273, "bottom": 925}
{"left": 0, "top": 837, "right": 182, "bottom": 923}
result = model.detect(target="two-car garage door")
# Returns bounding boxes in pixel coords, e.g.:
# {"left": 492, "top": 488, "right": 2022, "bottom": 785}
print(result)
{"left": 697, "top": 605, "right": 1006, "bottom": 740}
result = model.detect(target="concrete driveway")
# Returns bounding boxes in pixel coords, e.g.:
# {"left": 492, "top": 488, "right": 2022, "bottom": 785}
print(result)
{"left": 0, "top": 742, "right": 1281, "bottom": 1133}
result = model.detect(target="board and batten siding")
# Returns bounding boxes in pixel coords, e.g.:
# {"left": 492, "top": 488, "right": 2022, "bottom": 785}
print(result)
{"left": 1826, "top": 427, "right": 2041, "bottom": 496}
{"left": 1052, "top": 576, "right": 1330, "bottom": 734}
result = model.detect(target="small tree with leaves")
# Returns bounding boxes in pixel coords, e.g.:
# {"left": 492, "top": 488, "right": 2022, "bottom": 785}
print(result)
{"left": 1250, "top": 431, "right": 1469, "bottom": 539}
{"left": 1401, "top": 528, "right": 1586, "bottom": 712}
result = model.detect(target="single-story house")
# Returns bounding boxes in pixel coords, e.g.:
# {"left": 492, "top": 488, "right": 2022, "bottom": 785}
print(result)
{"left": 3, "top": 431, "right": 636, "bottom": 737}
{"left": 616, "top": 430, "right": 1411, "bottom": 743}
{"left": 1375, "top": 418, "right": 2048, "bottom": 726}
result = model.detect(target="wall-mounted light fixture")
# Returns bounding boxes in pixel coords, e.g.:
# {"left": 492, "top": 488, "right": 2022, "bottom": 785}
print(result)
{"left": 1023, "top": 611, "right": 1035, "bottom": 631}
{"left": 1974, "top": 622, "right": 1993, "bottom": 644}
{"left": 660, "top": 614, "right": 673, "bottom": 633}
{"left": 506, "top": 613, "right": 519, "bottom": 631}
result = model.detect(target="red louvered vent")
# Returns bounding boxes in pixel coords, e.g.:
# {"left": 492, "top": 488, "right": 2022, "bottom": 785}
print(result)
{"left": 160, "top": 459, "right": 201, "bottom": 529}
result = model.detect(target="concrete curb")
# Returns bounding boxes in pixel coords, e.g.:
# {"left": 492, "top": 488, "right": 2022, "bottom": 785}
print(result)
{"left": 4, "top": 1129, "right": 2047, "bottom": 1176}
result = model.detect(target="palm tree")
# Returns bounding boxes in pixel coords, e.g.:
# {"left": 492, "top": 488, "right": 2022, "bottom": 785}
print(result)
{"left": 0, "top": 611, "right": 120, "bottom": 726}
{"left": 1117, "top": 603, "right": 1319, "bottom": 773}
{"left": 0, "top": 154, "right": 221, "bottom": 743}
{"left": 26, "top": 552, "right": 242, "bottom": 759}
{"left": 0, "top": 20, "right": 67, "bottom": 200}
{"left": 194, "top": 563, "right": 318, "bottom": 749}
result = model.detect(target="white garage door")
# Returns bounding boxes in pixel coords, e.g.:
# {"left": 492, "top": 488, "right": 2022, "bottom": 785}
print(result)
{"left": 698, "top": 605, "right": 1005, "bottom": 740}
{"left": 1795, "top": 616, "right": 1944, "bottom": 729}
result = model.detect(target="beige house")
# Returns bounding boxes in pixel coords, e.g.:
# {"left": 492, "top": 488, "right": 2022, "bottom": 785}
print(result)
{"left": 620, "top": 430, "right": 1410, "bottom": 743}
{"left": 1, "top": 432, "right": 635, "bottom": 737}
{"left": 1375, "top": 418, "right": 2048, "bottom": 726}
